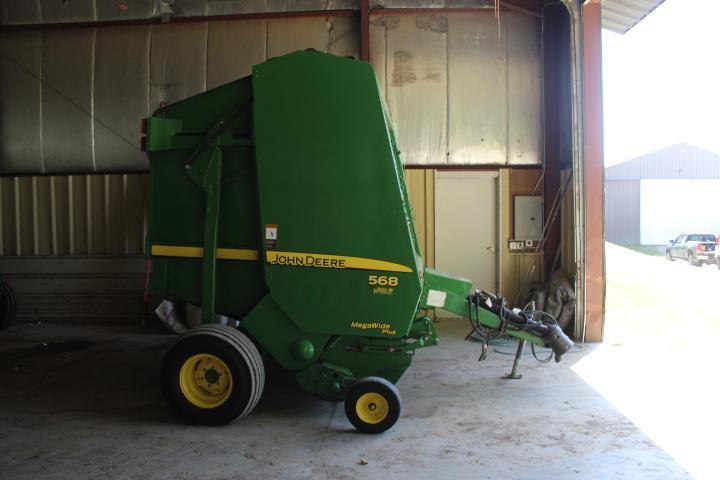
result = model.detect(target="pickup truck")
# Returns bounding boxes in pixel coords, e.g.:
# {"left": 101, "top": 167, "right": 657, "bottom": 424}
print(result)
{"left": 665, "top": 234, "right": 717, "bottom": 266}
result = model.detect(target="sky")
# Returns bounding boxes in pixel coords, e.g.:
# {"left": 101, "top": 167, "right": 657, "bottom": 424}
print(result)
{"left": 602, "top": 0, "right": 720, "bottom": 166}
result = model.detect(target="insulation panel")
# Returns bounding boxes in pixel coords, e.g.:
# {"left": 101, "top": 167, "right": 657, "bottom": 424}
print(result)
{"left": 42, "top": 28, "right": 95, "bottom": 172}
{"left": 385, "top": 14, "right": 447, "bottom": 165}
{"left": 0, "top": 31, "right": 43, "bottom": 173}
{"left": 447, "top": 12, "right": 506, "bottom": 164}
{"left": 94, "top": 25, "right": 150, "bottom": 171}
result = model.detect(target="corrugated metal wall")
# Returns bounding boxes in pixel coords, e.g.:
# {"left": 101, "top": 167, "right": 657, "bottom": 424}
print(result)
{"left": 604, "top": 179, "right": 640, "bottom": 244}
{"left": 605, "top": 143, "right": 720, "bottom": 180}
{"left": 0, "top": 170, "right": 439, "bottom": 260}
{"left": 0, "top": 174, "right": 147, "bottom": 256}
{"left": 404, "top": 169, "right": 435, "bottom": 268}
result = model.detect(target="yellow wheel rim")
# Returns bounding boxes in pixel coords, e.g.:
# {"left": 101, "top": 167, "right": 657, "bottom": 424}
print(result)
{"left": 179, "top": 354, "right": 233, "bottom": 409}
{"left": 355, "top": 392, "right": 389, "bottom": 425}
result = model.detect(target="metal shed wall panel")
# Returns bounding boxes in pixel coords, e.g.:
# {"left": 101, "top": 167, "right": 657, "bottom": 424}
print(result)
{"left": 267, "top": 16, "right": 358, "bottom": 58}
{"left": 205, "top": 0, "right": 267, "bottom": 16}
{"left": 371, "top": 11, "right": 542, "bottom": 166}
{"left": 0, "top": 31, "right": 43, "bottom": 174}
{"left": 0, "top": 0, "right": 42, "bottom": 24}
{"left": 447, "top": 13, "right": 506, "bottom": 165}
{"left": 606, "top": 144, "right": 720, "bottom": 180}
{"left": 384, "top": 14, "right": 448, "bottom": 165}
{"left": 95, "top": 1, "right": 153, "bottom": 21}
{"left": 507, "top": 12, "right": 541, "bottom": 165}
{"left": 39, "top": 0, "right": 95, "bottom": 23}
{"left": 94, "top": 26, "right": 150, "bottom": 171}
{"left": 206, "top": 20, "right": 267, "bottom": 89}
{"left": 42, "top": 28, "right": 95, "bottom": 173}
{"left": 604, "top": 179, "right": 640, "bottom": 245}
{"left": 0, "top": 15, "right": 361, "bottom": 174}
{"left": 149, "top": 23, "right": 208, "bottom": 107}
{"left": 0, "top": 11, "right": 541, "bottom": 173}
{"left": 0, "top": 173, "right": 148, "bottom": 256}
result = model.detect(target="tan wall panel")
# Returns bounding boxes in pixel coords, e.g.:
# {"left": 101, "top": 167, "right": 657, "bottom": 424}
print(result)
{"left": 0, "top": 174, "right": 148, "bottom": 257}
{"left": 15, "top": 178, "right": 34, "bottom": 255}
{"left": 0, "top": 178, "right": 17, "bottom": 253}
{"left": 499, "top": 169, "right": 544, "bottom": 303}
{"left": 32, "top": 176, "right": 52, "bottom": 255}
{"left": 404, "top": 168, "right": 435, "bottom": 268}
{"left": 52, "top": 176, "right": 70, "bottom": 255}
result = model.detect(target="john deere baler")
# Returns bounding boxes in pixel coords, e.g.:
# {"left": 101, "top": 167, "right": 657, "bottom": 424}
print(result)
{"left": 143, "top": 50, "right": 572, "bottom": 433}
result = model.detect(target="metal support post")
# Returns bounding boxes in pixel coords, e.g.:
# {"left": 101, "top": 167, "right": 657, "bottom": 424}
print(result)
{"left": 503, "top": 339, "right": 526, "bottom": 379}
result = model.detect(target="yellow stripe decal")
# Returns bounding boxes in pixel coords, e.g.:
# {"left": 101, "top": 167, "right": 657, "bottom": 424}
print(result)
{"left": 151, "top": 245, "right": 258, "bottom": 261}
{"left": 266, "top": 250, "right": 412, "bottom": 273}
{"left": 151, "top": 245, "right": 411, "bottom": 273}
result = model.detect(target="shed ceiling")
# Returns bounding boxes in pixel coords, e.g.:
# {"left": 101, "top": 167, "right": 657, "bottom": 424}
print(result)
{"left": 602, "top": 0, "right": 666, "bottom": 34}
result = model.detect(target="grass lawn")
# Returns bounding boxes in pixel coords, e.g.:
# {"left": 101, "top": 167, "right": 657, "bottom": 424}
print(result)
{"left": 621, "top": 244, "right": 665, "bottom": 256}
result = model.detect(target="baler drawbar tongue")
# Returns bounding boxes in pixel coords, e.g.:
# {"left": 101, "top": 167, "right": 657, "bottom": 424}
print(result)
{"left": 468, "top": 290, "right": 574, "bottom": 361}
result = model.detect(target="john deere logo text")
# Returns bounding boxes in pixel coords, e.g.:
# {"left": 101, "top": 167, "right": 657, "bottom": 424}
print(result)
{"left": 268, "top": 252, "right": 347, "bottom": 269}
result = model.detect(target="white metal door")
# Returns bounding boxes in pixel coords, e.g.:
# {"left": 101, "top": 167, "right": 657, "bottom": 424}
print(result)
{"left": 435, "top": 171, "right": 498, "bottom": 318}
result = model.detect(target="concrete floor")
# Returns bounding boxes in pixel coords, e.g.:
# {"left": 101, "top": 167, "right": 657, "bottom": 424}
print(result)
{"left": 0, "top": 320, "right": 688, "bottom": 480}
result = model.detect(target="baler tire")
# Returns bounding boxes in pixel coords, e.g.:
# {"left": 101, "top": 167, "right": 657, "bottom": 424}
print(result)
{"left": 161, "top": 325, "right": 264, "bottom": 426}
{"left": 344, "top": 377, "right": 401, "bottom": 434}
{"left": 0, "top": 281, "right": 17, "bottom": 330}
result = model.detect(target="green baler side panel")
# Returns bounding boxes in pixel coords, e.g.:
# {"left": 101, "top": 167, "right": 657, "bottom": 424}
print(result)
{"left": 251, "top": 51, "right": 424, "bottom": 340}
{"left": 146, "top": 77, "right": 266, "bottom": 317}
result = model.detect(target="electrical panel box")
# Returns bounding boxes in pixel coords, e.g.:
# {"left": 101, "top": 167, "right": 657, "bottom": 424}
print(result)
{"left": 514, "top": 195, "right": 543, "bottom": 241}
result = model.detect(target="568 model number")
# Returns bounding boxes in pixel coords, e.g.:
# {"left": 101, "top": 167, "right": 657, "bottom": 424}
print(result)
{"left": 368, "top": 275, "right": 399, "bottom": 286}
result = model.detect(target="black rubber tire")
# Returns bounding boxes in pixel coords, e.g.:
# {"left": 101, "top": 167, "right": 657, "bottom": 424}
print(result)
{"left": 344, "top": 377, "right": 402, "bottom": 434}
{"left": 688, "top": 252, "right": 696, "bottom": 267}
{"left": 161, "top": 325, "right": 264, "bottom": 425}
{"left": 665, "top": 251, "right": 674, "bottom": 262}
{"left": 0, "top": 280, "right": 17, "bottom": 330}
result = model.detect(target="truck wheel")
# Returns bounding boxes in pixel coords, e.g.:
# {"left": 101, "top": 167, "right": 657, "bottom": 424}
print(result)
{"left": 665, "top": 251, "right": 674, "bottom": 261}
{"left": 162, "top": 325, "right": 264, "bottom": 425}
{"left": 344, "top": 377, "right": 401, "bottom": 434}
{"left": 0, "top": 280, "right": 17, "bottom": 330}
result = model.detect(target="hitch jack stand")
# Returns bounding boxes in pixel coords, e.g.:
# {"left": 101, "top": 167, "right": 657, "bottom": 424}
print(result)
{"left": 503, "top": 339, "right": 526, "bottom": 380}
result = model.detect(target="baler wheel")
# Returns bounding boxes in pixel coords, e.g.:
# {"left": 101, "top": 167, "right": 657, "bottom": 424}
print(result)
{"left": 344, "top": 377, "right": 401, "bottom": 434}
{"left": 0, "top": 280, "right": 17, "bottom": 330}
{"left": 162, "top": 325, "right": 264, "bottom": 425}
